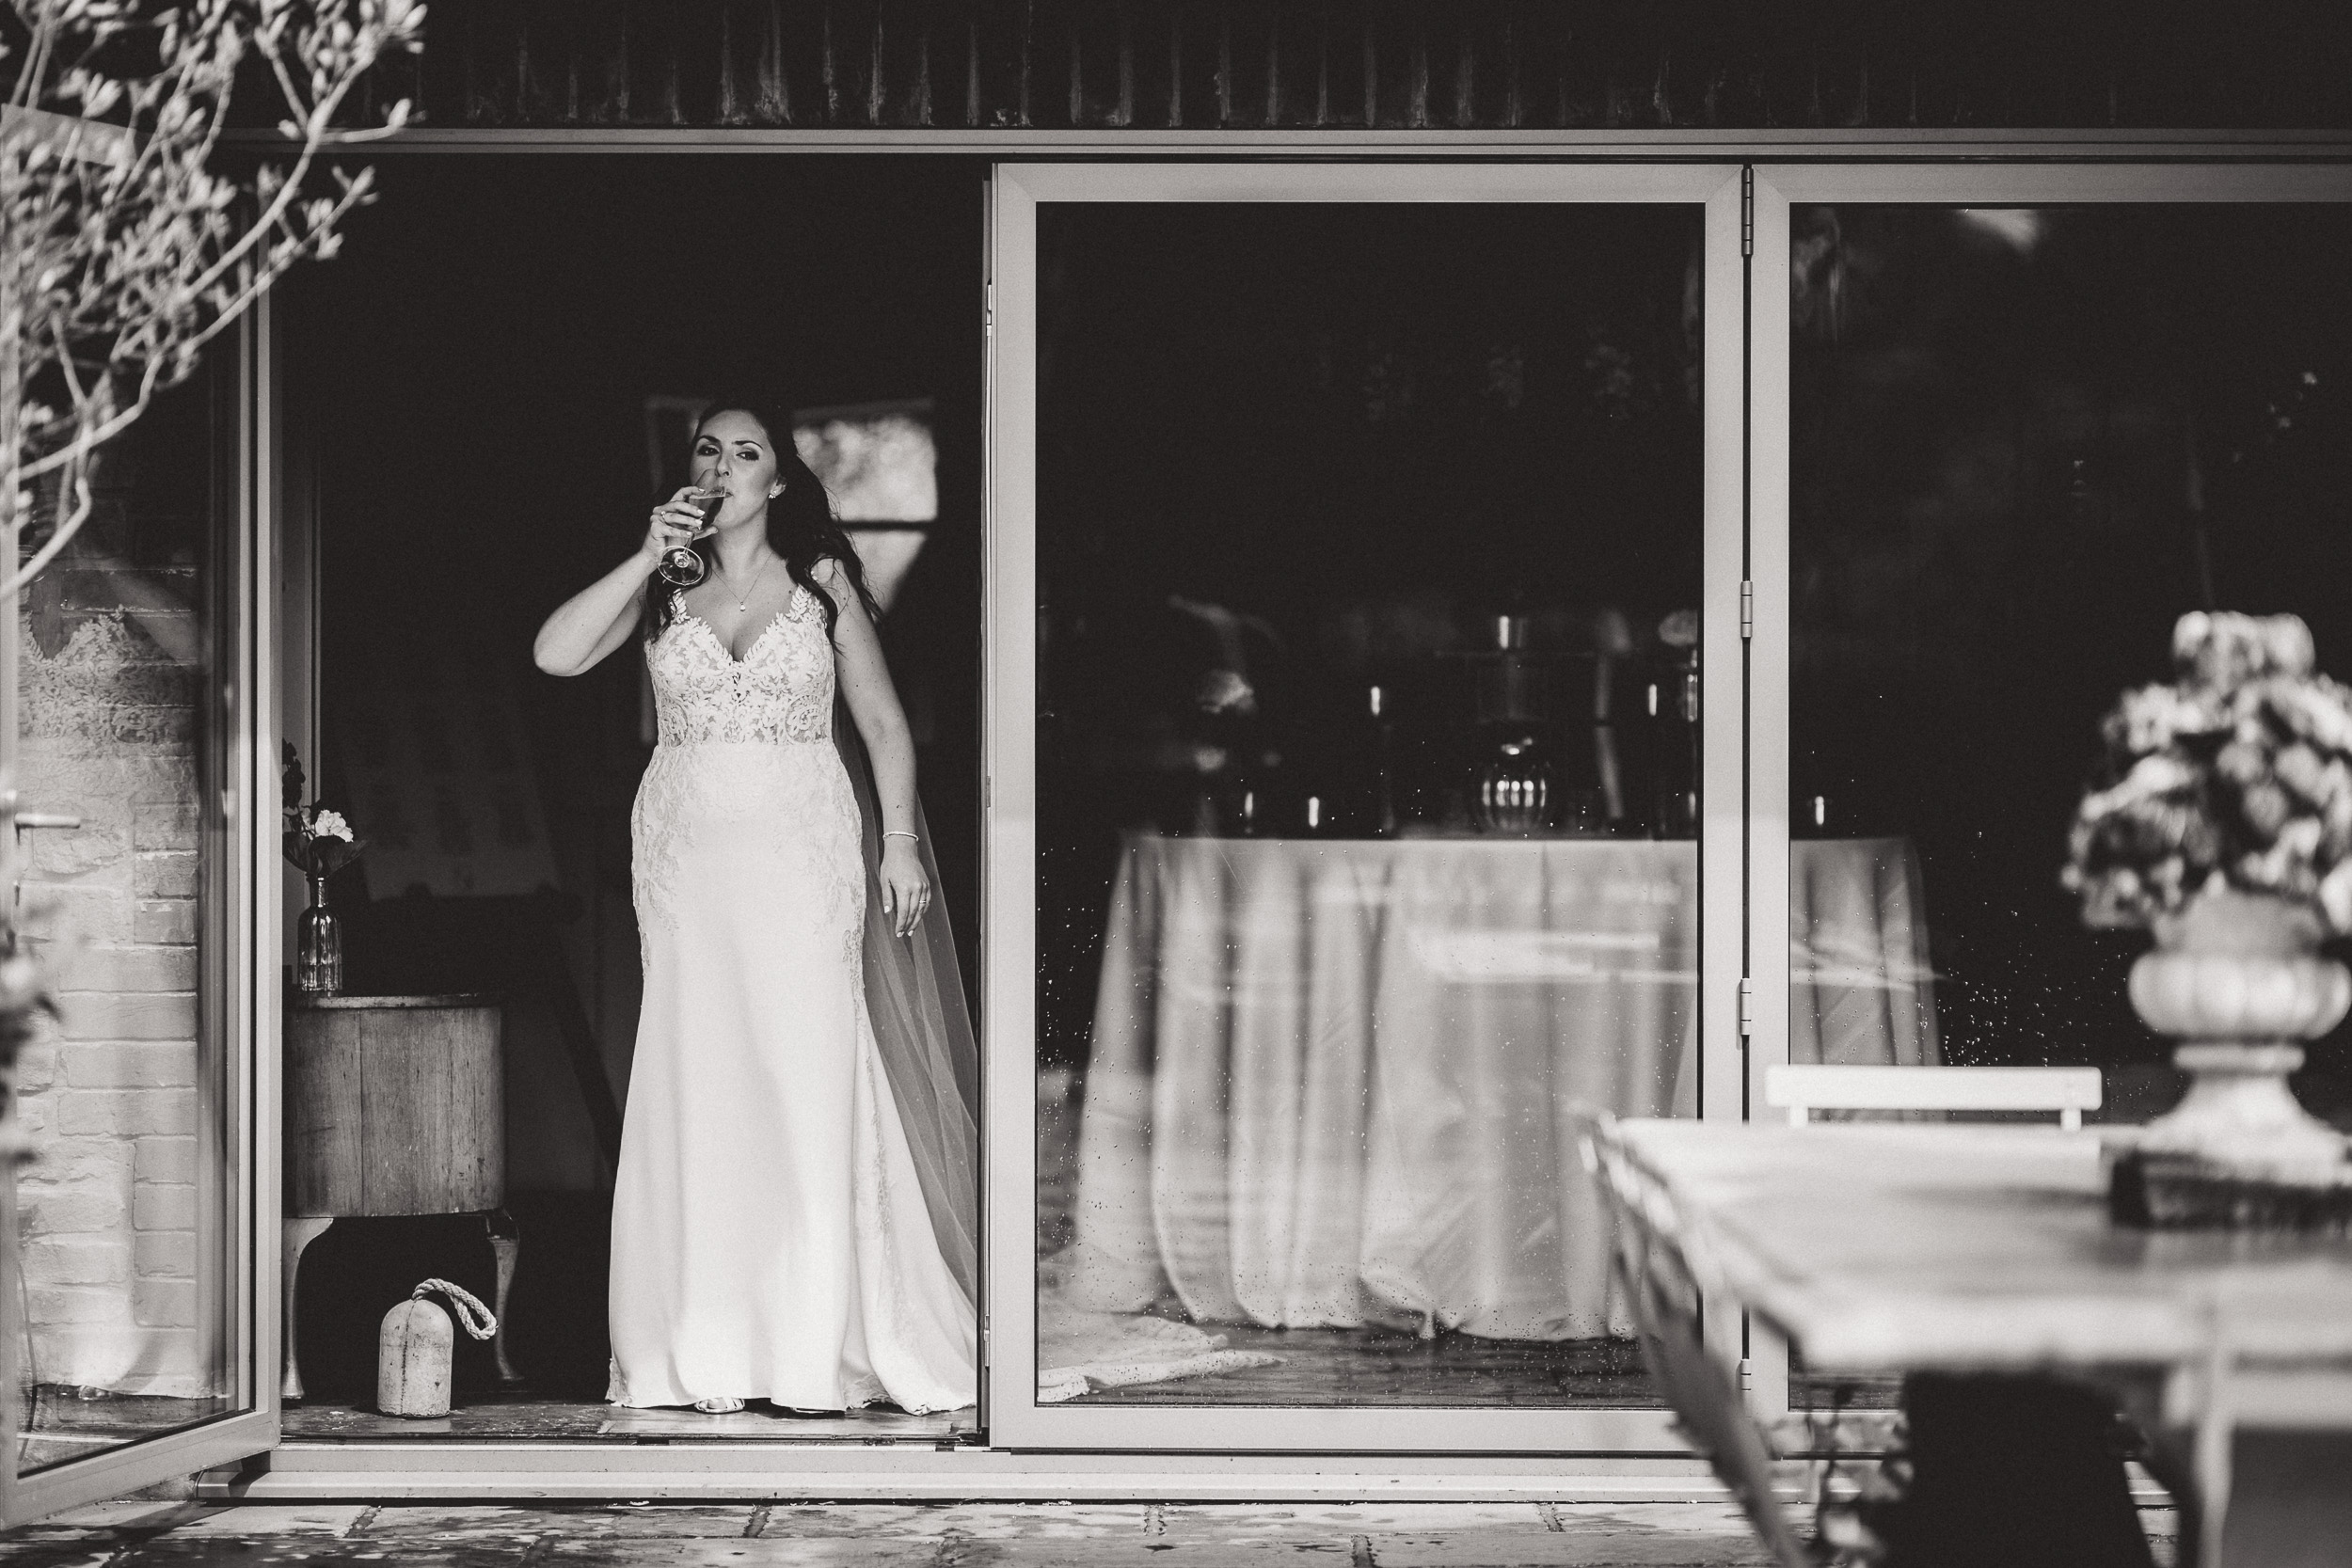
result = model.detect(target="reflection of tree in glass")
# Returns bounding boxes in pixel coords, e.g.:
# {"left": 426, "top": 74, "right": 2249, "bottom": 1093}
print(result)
{"left": 1790, "top": 204, "right": 2352, "bottom": 1089}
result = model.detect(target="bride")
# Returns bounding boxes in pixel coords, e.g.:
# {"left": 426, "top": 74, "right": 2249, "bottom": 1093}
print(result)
{"left": 533, "top": 401, "right": 977, "bottom": 1417}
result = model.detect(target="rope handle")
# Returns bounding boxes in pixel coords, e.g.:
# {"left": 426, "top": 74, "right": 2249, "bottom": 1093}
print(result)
{"left": 410, "top": 1278, "right": 499, "bottom": 1340}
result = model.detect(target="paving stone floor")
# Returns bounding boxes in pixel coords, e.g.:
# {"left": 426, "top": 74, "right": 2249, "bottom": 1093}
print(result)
{"left": 1, "top": 1498, "right": 2184, "bottom": 1567}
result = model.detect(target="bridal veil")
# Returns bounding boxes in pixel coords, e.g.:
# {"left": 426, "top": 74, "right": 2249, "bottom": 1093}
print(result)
{"left": 833, "top": 696, "right": 980, "bottom": 1308}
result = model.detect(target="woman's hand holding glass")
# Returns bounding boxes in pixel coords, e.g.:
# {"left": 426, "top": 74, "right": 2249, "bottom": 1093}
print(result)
{"left": 880, "top": 839, "right": 930, "bottom": 939}
{"left": 644, "top": 484, "right": 725, "bottom": 586}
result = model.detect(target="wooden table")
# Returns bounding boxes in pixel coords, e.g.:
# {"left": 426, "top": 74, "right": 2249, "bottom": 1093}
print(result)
{"left": 283, "top": 993, "right": 518, "bottom": 1399}
{"left": 1585, "top": 1119, "right": 2352, "bottom": 1568}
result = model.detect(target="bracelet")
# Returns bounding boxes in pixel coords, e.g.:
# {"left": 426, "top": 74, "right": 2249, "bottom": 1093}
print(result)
{"left": 883, "top": 830, "right": 919, "bottom": 843}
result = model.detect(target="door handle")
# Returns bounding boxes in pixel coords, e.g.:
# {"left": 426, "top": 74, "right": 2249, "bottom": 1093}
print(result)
{"left": 0, "top": 791, "right": 82, "bottom": 833}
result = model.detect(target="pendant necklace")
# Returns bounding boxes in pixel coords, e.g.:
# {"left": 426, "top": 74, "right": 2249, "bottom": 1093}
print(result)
{"left": 723, "top": 556, "right": 771, "bottom": 613}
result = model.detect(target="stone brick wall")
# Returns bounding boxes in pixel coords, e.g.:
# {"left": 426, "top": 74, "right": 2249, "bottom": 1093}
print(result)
{"left": 12, "top": 401, "right": 217, "bottom": 1398}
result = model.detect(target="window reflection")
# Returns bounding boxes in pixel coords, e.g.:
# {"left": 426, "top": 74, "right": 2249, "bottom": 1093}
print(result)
{"left": 1036, "top": 204, "right": 1704, "bottom": 1407}
{"left": 1788, "top": 202, "right": 2352, "bottom": 1408}
{"left": 12, "top": 375, "right": 238, "bottom": 1472}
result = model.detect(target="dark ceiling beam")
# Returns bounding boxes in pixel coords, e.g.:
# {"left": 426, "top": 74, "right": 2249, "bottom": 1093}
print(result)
{"left": 323, "top": 0, "right": 2352, "bottom": 135}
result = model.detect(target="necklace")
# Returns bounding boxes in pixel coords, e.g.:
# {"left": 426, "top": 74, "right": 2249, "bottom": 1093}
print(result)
{"left": 718, "top": 555, "right": 771, "bottom": 612}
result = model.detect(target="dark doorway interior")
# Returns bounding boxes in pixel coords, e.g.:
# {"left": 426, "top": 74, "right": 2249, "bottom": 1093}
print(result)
{"left": 283, "top": 155, "right": 984, "bottom": 1435}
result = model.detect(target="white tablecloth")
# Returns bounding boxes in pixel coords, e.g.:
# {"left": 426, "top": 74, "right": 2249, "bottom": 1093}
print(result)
{"left": 1062, "top": 835, "right": 1693, "bottom": 1341}
{"left": 1062, "top": 833, "right": 1940, "bottom": 1343}
{"left": 1788, "top": 836, "right": 1940, "bottom": 1069}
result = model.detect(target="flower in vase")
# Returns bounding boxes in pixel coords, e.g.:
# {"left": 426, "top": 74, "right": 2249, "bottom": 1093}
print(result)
{"left": 278, "top": 746, "right": 366, "bottom": 880}
{"left": 2068, "top": 610, "right": 2352, "bottom": 935}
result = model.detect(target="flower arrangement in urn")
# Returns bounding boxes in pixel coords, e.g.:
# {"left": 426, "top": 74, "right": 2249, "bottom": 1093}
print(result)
{"left": 2067, "top": 611, "right": 2352, "bottom": 929}
{"left": 282, "top": 745, "right": 366, "bottom": 996}
{"left": 2067, "top": 611, "right": 2352, "bottom": 1225}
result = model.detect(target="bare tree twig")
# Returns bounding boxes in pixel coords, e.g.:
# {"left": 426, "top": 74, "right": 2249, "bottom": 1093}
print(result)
{"left": 4, "top": 0, "right": 423, "bottom": 593}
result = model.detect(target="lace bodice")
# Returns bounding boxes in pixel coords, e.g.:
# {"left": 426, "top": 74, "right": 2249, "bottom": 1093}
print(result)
{"left": 631, "top": 580, "right": 860, "bottom": 956}
{"left": 647, "top": 584, "right": 834, "bottom": 746}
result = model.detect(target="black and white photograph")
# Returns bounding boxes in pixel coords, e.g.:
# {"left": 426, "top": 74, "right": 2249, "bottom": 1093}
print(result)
{"left": 5, "top": 4, "right": 2352, "bottom": 1565}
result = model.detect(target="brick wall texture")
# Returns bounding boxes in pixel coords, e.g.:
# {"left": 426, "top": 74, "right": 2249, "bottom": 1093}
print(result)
{"left": 14, "top": 436, "right": 218, "bottom": 1398}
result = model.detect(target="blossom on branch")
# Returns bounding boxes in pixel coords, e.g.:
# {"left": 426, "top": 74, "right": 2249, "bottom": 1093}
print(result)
{"left": 3, "top": 0, "right": 424, "bottom": 595}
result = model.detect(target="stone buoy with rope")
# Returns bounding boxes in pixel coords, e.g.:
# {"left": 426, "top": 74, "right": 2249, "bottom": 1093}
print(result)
{"left": 379, "top": 1278, "right": 500, "bottom": 1418}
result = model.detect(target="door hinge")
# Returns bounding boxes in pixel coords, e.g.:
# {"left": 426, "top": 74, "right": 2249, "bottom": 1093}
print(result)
{"left": 985, "top": 280, "right": 994, "bottom": 339}
{"left": 1737, "top": 977, "right": 1755, "bottom": 1037}
{"left": 1739, "top": 579, "right": 1754, "bottom": 640}
{"left": 1740, "top": 166, "right": 1754, "bottom": 259}
{"left": 1738, "top": 1356, "right": 1755, "bottom": 1394}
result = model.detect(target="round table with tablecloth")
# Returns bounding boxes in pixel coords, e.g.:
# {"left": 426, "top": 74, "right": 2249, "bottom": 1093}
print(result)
{"left": 1057, "top": 833, "right": 1935, "bottom": 1344}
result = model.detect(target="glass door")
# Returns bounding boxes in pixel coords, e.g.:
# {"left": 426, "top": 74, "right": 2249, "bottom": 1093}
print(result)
{"left": 986, "top": 163, "right": 1748, "bottom": 1450}
{"left": 1746, "top": 164, "right": 2352, "bottom": 1421}
{"left": 0, "top": 309, "right": 278, "bottom": 1522}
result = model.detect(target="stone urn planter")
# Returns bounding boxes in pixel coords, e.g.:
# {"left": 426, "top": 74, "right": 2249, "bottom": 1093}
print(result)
{"left": 2117, "top": 891, "right": 2352, "bottom": 1224}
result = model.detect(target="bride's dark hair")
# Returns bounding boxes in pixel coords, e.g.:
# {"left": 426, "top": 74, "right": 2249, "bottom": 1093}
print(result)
{"left": 643, "top": 398, "right": 882, "bottom": 642}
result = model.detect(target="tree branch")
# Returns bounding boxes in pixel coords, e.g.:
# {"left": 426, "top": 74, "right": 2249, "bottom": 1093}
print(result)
{"left": 4, "top": 472, "right": 94, "bottom": 598}
{"left": 5, "top": 0, "right": 421, "bottom": 594}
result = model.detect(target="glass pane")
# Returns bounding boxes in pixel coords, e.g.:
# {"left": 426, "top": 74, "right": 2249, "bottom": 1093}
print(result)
{"left": 1788, "top": 202, "right": 2352, "bottom": 1410}
{"left": 13, "top": 373, "right": 242, "bottom": 1471}
{"left": 1038, "top": 203, "right": 1705, "bottom": 1407}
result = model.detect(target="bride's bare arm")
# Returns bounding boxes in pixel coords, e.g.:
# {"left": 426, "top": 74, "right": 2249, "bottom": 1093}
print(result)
{"left": 532, "top": 556, "right": 651, "bottom": 677}
{"left": 822, "top": 559, "right": 932, "bottom": 936}
{"left": 534, "top": 488, "right": 706, "bottom": 676}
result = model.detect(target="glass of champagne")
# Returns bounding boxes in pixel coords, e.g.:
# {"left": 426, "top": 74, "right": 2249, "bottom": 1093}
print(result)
{"left": 657, "top": 485, "right": 726, "bottom": 588}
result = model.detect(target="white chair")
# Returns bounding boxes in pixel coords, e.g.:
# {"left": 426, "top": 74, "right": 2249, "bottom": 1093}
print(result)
{"left": 1764, "top": 1064, "right": 2104, "bottom": 1132}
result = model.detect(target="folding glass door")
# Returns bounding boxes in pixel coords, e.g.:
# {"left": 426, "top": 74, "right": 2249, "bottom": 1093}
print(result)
{"left": 36, "top": 152, "right": 2344, "bottom": 1503}
{"left": 0, "top": 312, "right": 278, "bottom": 1522}
{"left": 986, "top": 163, "right": 1749, "bottom": 1450}
{"left": 1746, "top": 164, "right": 2352, "bottom": 1418}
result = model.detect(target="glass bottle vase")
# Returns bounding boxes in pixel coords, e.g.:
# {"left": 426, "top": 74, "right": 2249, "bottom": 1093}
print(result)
{"left": 294, "top": 874, "right": 343, "bottom": 996}
{"left": 1475, "top": 734, "right": 1555, "bottom": 835}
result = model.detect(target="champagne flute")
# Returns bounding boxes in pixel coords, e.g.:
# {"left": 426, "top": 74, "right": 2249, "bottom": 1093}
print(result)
{"left": 657, "top": 484, "right": 726, "bottom": 588}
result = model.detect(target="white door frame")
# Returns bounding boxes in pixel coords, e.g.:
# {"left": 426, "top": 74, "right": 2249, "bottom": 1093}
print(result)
{"left": 983, "top": 159, "right": 1751, "bottom": 1453}
{"left": 182, "top": 140, "right": 2352, "bottom": 1502}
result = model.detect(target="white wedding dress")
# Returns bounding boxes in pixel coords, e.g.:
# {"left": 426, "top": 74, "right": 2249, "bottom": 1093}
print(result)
{"left": 607, "top": 582, "right": 977, "bottom": 1414}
